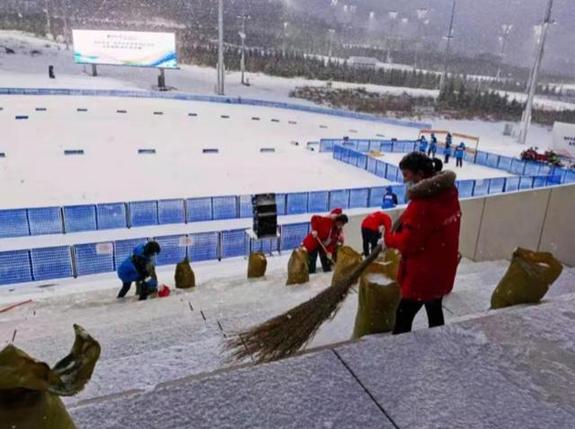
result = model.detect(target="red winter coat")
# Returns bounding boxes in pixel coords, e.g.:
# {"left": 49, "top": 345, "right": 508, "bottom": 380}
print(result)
{"left": 361, "top": 211, "right": 389, "bottom": 232}
{"left": 302, "top": 215, "right": 342, "bottom": 253}
{"left": 384, "top": 171, "right": 461, "bottom": 301}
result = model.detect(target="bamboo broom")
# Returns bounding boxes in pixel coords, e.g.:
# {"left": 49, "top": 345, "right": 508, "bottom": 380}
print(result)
{"left": 224, "top": 244, "right": 384, "bottom": 364}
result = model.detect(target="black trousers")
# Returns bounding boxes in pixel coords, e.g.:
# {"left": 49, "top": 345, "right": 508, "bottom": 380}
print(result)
{"left": 117, "top": 280, "right": 149, "bottom": 300}
{"left": 427, "top": 148, "right": 436, "bottom": 158}
{"left": 361, "top": 228, "right": 380, "bottom": 257}
{"left": 392, "top": 298, "right": 445, "bottom": 335}
{"left": 444, "top": 154, "right": 450, "bottom": 164}
{"left": 456, "top": 158, "right": 463, "bottom": 167}
{"left": 308, "top": 247, "right": 333, "bottom": 274}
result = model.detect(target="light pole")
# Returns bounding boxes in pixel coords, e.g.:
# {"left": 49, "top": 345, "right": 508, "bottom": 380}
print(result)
{"left": 517, "top": 0, "right": 554, "bottom": 145}
{"left": 217, "top": 0, "right": 225, "bottom": 95}
{"left": 44, "top": 0, "right": 53, "bottom": 39}
{"left": 386, "top": 11, "right": 398, "bottom": 64}
{"left": 495, "top": 24, "right": 513, "bottom": 80}
{"left": 282, "top": 21, "right": 289, "bottom": 57}
{"left": 439, "top": 0, "right": 457, "bottom": 91}
{"left": 414, "top": 8, "right": 428, "bottom": 69}
{"left": 327, "top": 28, "right": 335, "bottom": 63}
{"left": 238, "top": 14, "right": 249, "bottom": 85}
{"left": 60, "top": 0, "right": 70, "bottom": 50}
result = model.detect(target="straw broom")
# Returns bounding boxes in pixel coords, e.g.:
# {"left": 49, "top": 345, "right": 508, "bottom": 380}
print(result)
{"left": 224, "top": 244, "right": 384, "bottom": 364}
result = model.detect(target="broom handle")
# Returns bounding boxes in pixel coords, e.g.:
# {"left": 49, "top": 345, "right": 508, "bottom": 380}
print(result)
{"left": 341, "top": 243, "right": 384, "bottom": 287}
{"left": 316, "top": 237, "right": 335, "bottom": 264}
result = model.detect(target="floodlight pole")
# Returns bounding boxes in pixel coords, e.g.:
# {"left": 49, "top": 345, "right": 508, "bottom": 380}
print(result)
{"left": 217, "top": 0, "right": 225, "bottom": 95}
{"left": 517, "top": 0, "right": 554, "bottom": 145}
{"left": 439, "top": 0, "right": 457, "bottom": 92}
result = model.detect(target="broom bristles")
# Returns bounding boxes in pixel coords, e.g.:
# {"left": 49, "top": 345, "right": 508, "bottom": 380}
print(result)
{"left": 224, "top": 245, "right": 384, "bottom": 364}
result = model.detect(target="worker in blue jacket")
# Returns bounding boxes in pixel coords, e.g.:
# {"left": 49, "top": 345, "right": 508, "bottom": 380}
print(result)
{"left": 427, "top": 133, "right": 438, "bottom": 158}
{"left": 117, "top": 241, "right": 161, "bottom": 300}
{"left": 418, "top": 135, "right": 428, "bottom": 153}
{"left": 455, "top": 142, "right": 466, "bottom": 167}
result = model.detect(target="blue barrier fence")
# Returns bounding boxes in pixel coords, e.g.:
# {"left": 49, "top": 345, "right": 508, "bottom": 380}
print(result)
{"left": 324, "top": 138, "right": 575, "bottom": 185}
{"left": 334, "top": 144, "right": 560, "bottom": 203}
{"left": 0, "top": 222, "right": 311, "bottom": 285}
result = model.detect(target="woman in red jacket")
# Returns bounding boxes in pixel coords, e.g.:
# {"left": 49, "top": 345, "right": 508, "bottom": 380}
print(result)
{"left": 379, "top": 152, "right": 461, "bottom": 334}
{"left": 302, "top": 209, "right": 349, "bottom": 273}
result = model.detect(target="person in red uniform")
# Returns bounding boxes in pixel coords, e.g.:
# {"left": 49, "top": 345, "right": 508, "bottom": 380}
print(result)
{"left": 302, "top": 208, "right": 349, "bottom": 273}
{"left": 361, "top": 211, "right": 389, "bottom": 257}
{"left": 378, "top": 152, "right": 461, "bottom": 334}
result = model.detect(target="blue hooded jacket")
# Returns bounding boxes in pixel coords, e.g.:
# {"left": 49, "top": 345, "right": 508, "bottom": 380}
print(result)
{"left": 117, "top": 244, "right": 154, "bottom": 283}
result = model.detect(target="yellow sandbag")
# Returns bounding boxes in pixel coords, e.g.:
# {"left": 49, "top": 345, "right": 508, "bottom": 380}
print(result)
{"left": 352, "top": 251, "right": 401, "bottom": 339}
{"left": 175, "top": 258, "right": 196, "bottom": 289}
{"left": 0, "top": 324, "right": 100, "bottom": 429}
{"left": 490, "top": 247, "right": 563, "bottom": 309}
{"left": 248, "top": 252, "right": 267, "bottom": 278}
{"left": 331, "top": 246, "right": 363, "bottom": 286}
{"left": 286, "top": 248, "right": 309, "bottom": 285}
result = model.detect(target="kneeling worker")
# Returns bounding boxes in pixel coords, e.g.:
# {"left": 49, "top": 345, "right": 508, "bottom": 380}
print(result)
{"left": 117, "top": 241, "right": 161, "bottom": 301}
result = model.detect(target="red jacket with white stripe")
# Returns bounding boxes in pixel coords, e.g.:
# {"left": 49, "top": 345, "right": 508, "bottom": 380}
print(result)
{"left": 384, "top": 171, "right": 461, "bottom": 301}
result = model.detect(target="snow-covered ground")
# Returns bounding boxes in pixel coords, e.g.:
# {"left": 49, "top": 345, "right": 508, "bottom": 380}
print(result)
{"left": 0, "top": 30, "right": 565, "bottom": 153}
{"left": 1, "top": 252, "right": 574, "bottom": 406}
{"left": 1, "top": 94, "right": 412, "bottom": 209}
{"left": 374, "top": 152, "right": 513, "bottom": 180}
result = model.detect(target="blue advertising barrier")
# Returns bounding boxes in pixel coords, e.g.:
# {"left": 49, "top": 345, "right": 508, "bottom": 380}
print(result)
{"left": 369, "top": 187, "right": 386, "bottom": 207}
{"left": 286, "top": 192, "right": 309, "bottom": 215}
{"left": 349, "top": 188, "right": 369, "bottom": 208}
{"left": 186, "top": 198, "right": 213, "bottom": 222}
{"left": 63, "top": 205, "right": 97, "bottom": 233}
{"left": 473, "top": 179, "right": 489, "bottom": 197}
{"left": 488, "top": 178, "right": 506, "bottom": 194}
{"left": 129, "top": 201, "right": 158, "bottom": 227}
{"left": 239, "top": 195, "right": 253, "bottom": 218}
{"left": 153, "top": 235, "right": 187, "bottom": 266}
{"left": 188, "top": 232, "right": 219, "bottom": 262}
{"left": 158, "top": 199, "right": 185, "bottom": 225}
{"left": 276, "top": 193, "right": 287, "bottom": 216}
{"left": 221, "top": 229, "right": 246, "bottom": 258}
{"left": 329, "top": 189, "right": 350, "bottom": 210}
{"left": 28, "top": 207, "right": 63, "bottom": 235}
{"left": 114, "top": 238, "right": 146, "bottom": 271}
{"left": 308, "top": 191, "right": 329, "bottom": 212}
{"left": 96, "top": 203, "right": 127, "bottom": 230}
{"left": 0, "top": 250, "right": 33, "bottom": 285}
{"left": 30, "top": 246, "right": 73, "bottom": 281}
{"left": 0, "top": 209, "right": 29, "bottom": 238}
{"left": 457, "top": 180, "right": 475, "bottom": 198}
{"left": 74, "top": 242, "right": 114, "bottom": 276}
{"left": 212, "top": 196, "right": 238, "bottom": 220}
{"left": 280, "top": 223, "right": 310, "bottom": 251}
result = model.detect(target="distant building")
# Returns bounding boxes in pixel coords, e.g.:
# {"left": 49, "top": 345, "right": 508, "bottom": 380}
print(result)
{"left": 347, "top": 56, "right": 378, "bottom": 70}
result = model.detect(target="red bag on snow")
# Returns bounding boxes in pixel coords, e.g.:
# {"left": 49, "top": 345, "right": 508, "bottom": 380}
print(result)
{"left": 158, "top": 284, "right": 171, "bottom": 298}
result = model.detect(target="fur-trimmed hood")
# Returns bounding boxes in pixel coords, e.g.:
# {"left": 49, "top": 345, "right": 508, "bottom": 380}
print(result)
{"left": 408, "top": 170, "right": 457, "bottom": 200}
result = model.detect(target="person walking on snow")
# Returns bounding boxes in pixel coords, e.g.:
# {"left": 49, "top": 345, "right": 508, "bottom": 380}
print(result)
{"left": 418, "top": 135, "right": 428, "bottom": 153}
{"left": 361, "top": 211, "right": 390, "bottom": 257}
{"left": 301, "top": 208, "right": 349, "bottom": 274}
{"left": 427, "top": 133, "right": 438, "bottom": 158}
{"left": 377, "top": 152, "right": 461, "bottom": 334}
{"left": 455, "top": 142, "right": 465, "bottom": 168}
{"left": 117, "top": 241, "right": 161, "bottom": 300}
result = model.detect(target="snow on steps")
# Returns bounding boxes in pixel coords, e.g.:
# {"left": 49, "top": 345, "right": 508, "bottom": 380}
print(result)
{"left": 0, "top": 258, "right": 573, "bottom": 406}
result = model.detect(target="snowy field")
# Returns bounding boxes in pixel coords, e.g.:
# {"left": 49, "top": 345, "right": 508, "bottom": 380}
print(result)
{"left": 0, "top": 29, "right": 566, "bottom": 159}
{"left": 1, "top": 252, "right": 574, "bottom": 407}
{"left": 374, "top": 152, "right": 513, "bottom": 181}
{"left": 1, "top": 94, "right": 418, "bottom": 209}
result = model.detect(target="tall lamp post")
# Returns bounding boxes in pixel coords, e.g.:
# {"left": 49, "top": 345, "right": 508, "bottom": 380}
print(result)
{"left": 439, "top": 0, "right": 457, "bottom": 91}
{"left": 217, "top": 0, "right": 225, "bottom": 95}
{"left": 414, "top": 8, "right": 428, "bottom": 69}
{"left": 496, "top": 24, "right": 513, "bottom": 80}
{"left": 386, "top": 11, "right": 398, "bottom": 63}
{"left": 282, "top": 21, "right": 289, "bottom": 57}
{"left": 238, "top": 14, "right": 249, "bottom": 85}
{"left": 327, "top": 28, "right": 335, "bottom": 63}
{"left": 517, "top": 0, "right": 555, "bottom": 145}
